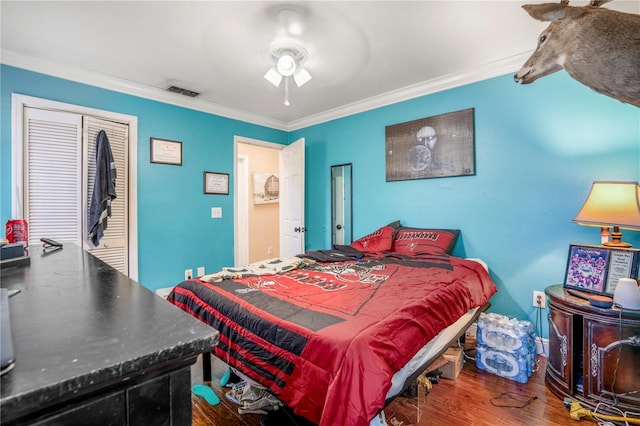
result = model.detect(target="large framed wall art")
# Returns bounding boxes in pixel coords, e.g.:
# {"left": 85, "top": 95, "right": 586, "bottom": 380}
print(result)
{"left": 385, "top": 108, "right": 475, "bottom": 182}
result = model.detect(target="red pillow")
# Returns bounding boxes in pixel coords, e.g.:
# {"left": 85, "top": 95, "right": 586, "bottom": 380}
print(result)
{"left": 350, "top": 221, "right": 400, "bottom": 252}
{"left": 391, "top": 228, "right": 460, "bottom": 255}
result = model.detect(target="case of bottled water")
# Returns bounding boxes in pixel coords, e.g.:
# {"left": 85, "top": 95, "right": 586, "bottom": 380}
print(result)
{"left": 475, "top": 312, "right": 537, "bottom": 384}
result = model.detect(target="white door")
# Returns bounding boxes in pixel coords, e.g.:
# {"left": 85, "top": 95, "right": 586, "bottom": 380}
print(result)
{"left": 279, "top": 138, "right": 305, "bottom": 257}
{"left": 235, "top": 154, "right": 249, "bottom": 267}
{"left": 23, "top": 108, "right": 83, "bottom": 243}
{"left": 22, "top": 107, "right": 130, "bottom": 274}
{"left": 83, "top": 117, "right": 129, "bottom": 273}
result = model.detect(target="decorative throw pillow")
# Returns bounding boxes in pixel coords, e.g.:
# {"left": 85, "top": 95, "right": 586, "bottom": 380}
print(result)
{"left": 391, "top": 228, "right": 460, "bottom": 255}
{"left": 350, "top": 220, "right": 401, "bottom": 252}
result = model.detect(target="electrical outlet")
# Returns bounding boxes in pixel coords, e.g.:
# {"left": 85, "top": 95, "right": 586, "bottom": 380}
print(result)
{"left": 185, "top": 269, "right": 193, "bottom": 280}
{"left": 533, "top": 290, "right": 546, "bottom": 308}
{"left": 197, "top": 266, "right": 205, "bottom": 277}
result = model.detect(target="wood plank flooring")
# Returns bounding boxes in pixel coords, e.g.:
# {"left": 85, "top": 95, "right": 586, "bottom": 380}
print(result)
{"left": 191, "top": 349, "right": 589, "bottom": 426}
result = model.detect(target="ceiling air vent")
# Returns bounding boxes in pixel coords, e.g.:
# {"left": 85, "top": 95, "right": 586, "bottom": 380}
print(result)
{"left": 166, "top": 85, "right": 200, "bottom": 97}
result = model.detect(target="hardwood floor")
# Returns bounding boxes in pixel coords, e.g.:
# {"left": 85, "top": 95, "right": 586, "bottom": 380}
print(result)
{"left": 191, "top": 349, "right": 590, "bottom": 426}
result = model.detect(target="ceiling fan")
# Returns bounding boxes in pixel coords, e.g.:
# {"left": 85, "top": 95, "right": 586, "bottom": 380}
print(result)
{"left": 263, "top": 9, "right": 312, "bottom": 106}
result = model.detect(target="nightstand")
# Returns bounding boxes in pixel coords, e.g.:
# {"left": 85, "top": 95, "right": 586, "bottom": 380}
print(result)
{"left": 545, "top": 284, "right": 640, "bottom": 412}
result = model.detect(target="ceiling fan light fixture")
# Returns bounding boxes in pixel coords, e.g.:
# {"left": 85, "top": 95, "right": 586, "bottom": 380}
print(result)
{"left": 293, "top": 66, "right": 312, "bottom": 87}
{"left": 276, "top": 53, "right": 296, "bottom": 76}
{"left": 265, "top": 40, "right": 311, "bottom": 105}
{"left": 264, "top": 67, "right": 283, "bottom": 87}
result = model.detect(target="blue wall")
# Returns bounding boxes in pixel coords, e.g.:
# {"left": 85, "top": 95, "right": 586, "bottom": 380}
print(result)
{"left": 0, "top": 65, "right": 288, "bottom": 289}
{"left": 2, "top": 64, "right": 639, "bottom": 337}
{"left": 292, "top": 72, "right": 640, "bottom": 334}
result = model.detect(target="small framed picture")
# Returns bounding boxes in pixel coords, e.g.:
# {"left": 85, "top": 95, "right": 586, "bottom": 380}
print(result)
{"left": 204, "top": 172, "right": 229, "bottom": 195}
{"left": 150, "top": 138, "right": 182, "bottom": 166}
{"left": 604, "top": 247, "right": 640, "bottom": 295}
{"left": 564, "top": 245, "right": 609, "bottom": 294}
{"left": 564, "top": 244, "right": 640, "bottom": 296}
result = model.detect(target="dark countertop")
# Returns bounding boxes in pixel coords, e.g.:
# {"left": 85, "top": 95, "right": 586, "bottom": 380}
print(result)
{"left": 546, "top": 284, "right": 640, "bottom": 319}
{"left": 0, "top": 244, "right": 218, "bottom": 422}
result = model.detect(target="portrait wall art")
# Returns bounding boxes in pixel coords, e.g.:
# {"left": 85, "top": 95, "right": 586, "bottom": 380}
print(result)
{"left": 385, "top": 108, "right": 475, "bottom": 182}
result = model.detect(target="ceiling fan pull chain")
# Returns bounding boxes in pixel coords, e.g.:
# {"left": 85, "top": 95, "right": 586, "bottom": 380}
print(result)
{"left": 284, "top": 77, "right": 290, "bottom": 106}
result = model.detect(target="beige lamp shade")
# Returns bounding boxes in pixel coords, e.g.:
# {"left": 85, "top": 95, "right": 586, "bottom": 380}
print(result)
{"left": 573, "top": 181, "right": 640, "bottom": 247}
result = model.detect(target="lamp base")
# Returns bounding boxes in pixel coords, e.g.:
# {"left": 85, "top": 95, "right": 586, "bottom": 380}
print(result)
{"left": 604, "top": 240, "right": 632, "bottom": 248}
{"left": 603, "top": 227, "right": 632, "bottom": 248}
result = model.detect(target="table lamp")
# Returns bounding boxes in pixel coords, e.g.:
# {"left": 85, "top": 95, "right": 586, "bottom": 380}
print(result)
{"left": 572, "top": 181, "right": 640, "bottom": 247}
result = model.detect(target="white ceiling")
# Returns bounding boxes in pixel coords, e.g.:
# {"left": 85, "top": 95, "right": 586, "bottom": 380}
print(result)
{"left": 2, "top": 1, "right": 638, "bottom": 130}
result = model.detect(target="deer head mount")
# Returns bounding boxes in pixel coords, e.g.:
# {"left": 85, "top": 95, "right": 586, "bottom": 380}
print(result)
{"left": 514, "top": 0, "right": 640, "bottom": 108}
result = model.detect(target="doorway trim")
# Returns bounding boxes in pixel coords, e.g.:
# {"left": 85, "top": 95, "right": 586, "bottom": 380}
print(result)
{"left": 235, "top": 154, "right": 249, "bottom": 267}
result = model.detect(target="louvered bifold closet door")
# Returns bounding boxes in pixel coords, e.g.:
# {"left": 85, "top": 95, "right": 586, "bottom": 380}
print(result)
{"left": 84, "top": 117, "right": 129, "bottom": 275}
{"left": 24, "top": 108, "right": 83, "bottom": 245}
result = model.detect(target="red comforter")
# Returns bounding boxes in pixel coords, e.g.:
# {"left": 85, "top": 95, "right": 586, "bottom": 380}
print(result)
{"left": 168, "top": 252, "right": 496, "bottom": 426}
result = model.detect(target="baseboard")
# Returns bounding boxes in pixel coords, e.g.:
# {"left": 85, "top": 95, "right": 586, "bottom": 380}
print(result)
{"left": 536, "top": 337, "right": 549, "bottom": 358}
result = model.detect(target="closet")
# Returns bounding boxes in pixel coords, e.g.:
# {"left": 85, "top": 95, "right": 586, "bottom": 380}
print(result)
{"left": 21, "top": 105, "right": 131, "bottom": 275}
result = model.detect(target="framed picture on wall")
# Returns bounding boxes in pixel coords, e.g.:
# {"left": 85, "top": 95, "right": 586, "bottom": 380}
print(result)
{"left": 204, "top": 172, "right": 229, "bottom": 195}
{"left": 564, "top": 244, "right": 640, "bottom": 296}
{"left": 385, "top": 108, "right": 475, "bottom": 182}
{"left": 252, "top": 172, "right": 279, "bottom": 204}
{"left": 150, "top": 137, "right": 182, "bottom": 166}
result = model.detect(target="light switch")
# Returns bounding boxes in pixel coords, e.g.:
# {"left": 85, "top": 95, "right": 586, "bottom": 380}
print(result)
{"left": 211, "top": 207, "right": 222, "bottom": 218}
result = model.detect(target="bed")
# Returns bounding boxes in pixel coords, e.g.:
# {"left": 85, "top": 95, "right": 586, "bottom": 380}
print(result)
{"left": 168, "top": 223, "right": 497, "bottom": 426}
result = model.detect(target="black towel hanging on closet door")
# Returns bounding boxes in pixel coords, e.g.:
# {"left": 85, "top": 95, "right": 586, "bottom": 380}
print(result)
{"left": 88, "top": 130, "right": 117, "bottom": 247}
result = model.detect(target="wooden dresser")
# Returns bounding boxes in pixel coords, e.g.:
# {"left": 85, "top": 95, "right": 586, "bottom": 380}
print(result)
{"left": 0, "top": 244, "right": 218, "bottom": 425}
{"left": 545, "top": 284, "right": 640, "bottom": 412}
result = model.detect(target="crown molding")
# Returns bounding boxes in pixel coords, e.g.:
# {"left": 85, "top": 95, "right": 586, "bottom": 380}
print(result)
{"left": 286, "top": 51, "right": 532, "bottom": 131}
{"left": 2, "top": 48, "right": 531, "bottom": 133}
{"left": 0, "top": 49, "right": 289, "bottom": 131}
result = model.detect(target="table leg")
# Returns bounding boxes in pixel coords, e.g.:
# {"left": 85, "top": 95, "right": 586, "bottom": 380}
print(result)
{"left": 202, "top": 351, "right": 212, "bottom": 382}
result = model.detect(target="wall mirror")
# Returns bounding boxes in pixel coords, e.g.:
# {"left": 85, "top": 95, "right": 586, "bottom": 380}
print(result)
{"left": 331, "top": 163, "right": 353, "bottom": 245}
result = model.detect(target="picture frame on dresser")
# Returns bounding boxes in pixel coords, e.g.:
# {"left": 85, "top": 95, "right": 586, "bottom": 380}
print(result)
{"left": 564, "top": 243, "right": 640, "bottom": 297}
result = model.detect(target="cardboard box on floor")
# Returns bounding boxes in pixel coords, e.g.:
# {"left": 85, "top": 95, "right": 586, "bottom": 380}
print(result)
{"left": 384, "top": 346, "right": 465, "bottom": 425}
{"left": 440, "top": 347, "right": 463, "bottom": 380}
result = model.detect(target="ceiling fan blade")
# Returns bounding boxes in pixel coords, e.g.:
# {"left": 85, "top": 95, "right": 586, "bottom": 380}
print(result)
{"left": 264, "top": 67, "right": 283, "bottom": 87}
{"left": 293, "top": 66, "right": 311, "bottom": 87}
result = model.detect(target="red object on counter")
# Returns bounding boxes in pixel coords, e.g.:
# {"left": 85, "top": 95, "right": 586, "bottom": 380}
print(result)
{"left": 5, "top": 220, "right": 28, "bottom": 247}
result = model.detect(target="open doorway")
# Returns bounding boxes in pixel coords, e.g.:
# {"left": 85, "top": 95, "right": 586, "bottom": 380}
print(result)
{"left": 234, "top": 136, "right": 305, "bottom": 267}
{"left": 236, "top": 140, "right": 281, "bottom": 265}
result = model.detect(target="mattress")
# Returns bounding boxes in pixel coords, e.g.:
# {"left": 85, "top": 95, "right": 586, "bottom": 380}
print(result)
{"left": 169, "top": 252, "right": 496, "bottom": 425}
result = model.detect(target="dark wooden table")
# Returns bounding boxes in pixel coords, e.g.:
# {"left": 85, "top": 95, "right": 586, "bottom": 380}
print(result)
{"left": 0, "top": 244, "right": 218, "bottom": 425}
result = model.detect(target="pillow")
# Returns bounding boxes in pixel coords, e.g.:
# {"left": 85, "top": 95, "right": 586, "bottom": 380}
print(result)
{"left": 350, "top": 220, "right": 401, "bottom": 252}
{"left": 391, "top": 228, "right": 460, "bottom": 255}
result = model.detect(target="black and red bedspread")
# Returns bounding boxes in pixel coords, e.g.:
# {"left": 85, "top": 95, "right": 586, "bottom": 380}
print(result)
{"left": 168, "top": 252, "right": 496, "bottom": 426}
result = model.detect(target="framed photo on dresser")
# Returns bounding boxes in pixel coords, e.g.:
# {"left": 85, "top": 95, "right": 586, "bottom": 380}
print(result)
{"left": 564, "top": 244, "right": 640, "bottom": 296}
